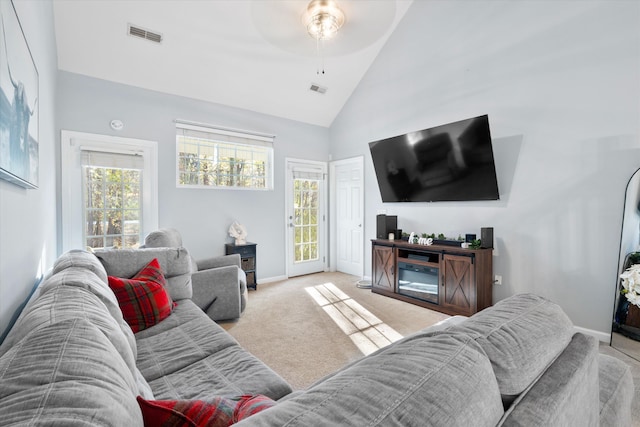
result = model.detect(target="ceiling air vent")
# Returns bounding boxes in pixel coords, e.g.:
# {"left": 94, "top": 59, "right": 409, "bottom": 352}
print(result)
{"left": 128, "top": 24, "right": 163, "bottom": 44}
{"left": 310, "top": 84, "right": 327, "bottom": 94}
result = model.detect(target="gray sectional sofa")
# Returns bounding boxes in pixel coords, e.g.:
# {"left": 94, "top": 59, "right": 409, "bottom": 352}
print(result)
{"left": 0, "top": 249, "right": 634, "bottom": 426}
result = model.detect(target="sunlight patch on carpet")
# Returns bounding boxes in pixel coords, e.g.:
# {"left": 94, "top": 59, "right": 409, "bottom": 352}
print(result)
{"left": 305, "top": 282, "right": 403, "bottom": 355}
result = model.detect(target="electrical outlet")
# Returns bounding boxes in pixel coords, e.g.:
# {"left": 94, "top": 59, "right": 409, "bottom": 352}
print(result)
{"left": 494, "top": 275, "right": 502, "bottom": 285}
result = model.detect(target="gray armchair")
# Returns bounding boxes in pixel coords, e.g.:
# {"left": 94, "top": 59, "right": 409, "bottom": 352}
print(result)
{"left": 142, "top": 228, "right": 247, "bottom": 321}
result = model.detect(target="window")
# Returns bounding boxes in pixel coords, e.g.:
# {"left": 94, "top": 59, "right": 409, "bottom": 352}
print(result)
{"left": 61, "top": 131, "right": 158, "bottom": 253}
{"left": 82, "top": 151, "right": 143, "bottom": 249}
{"left": 293, "top": 172, "right": 321, "bottom": 263}
{"left": 176, "top": 121, "right": 274, "bottom": 190}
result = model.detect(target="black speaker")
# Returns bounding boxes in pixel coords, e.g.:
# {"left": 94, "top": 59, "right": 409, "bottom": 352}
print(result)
{"left": 376, "top": 214, "right": 398, "bottom": 239}
{"left": 386, "top": 216, "right": 397, "bottom": 238}
{"left": 376, "top": 215, "right": 387, "bottom": 239}
{"left": 480, "top": 227, "right": 493, "bottom": 249}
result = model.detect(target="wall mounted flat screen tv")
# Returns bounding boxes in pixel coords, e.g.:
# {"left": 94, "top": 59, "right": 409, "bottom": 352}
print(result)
{"left": 369, "top": 114, "right": 500, "bottom": 202}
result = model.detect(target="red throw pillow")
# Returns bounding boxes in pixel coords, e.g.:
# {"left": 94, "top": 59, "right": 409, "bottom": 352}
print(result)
{"left": 108, "top": 258, "right": 176, "bottom": 333}
{"left": 233, "top": 394, "right": 276, "bottom": 421}
{"left": 137, "top": 394, "right": 275, "bottom": 427}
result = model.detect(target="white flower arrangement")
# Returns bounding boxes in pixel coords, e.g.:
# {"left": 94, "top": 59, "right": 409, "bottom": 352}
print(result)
{"left": 620, "top": 264, "right": 640, "bottom": 308}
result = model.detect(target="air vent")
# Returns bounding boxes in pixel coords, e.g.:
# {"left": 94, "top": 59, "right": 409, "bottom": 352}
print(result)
{"left": 128, "top": 24, "right": 163, "bottom": 43}
{"left": 310, "top": 83, "right": 327, "bottom": 94}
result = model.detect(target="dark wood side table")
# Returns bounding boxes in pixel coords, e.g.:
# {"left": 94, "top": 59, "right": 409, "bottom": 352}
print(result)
{"left": 225, "top": 242, "right": 257, "bottom": 290}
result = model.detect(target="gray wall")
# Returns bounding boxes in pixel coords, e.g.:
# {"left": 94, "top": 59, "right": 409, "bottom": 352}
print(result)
{"left": 329, "top": 0, "right": 640, "bottom": 335}
{"left": 56, "top": 72, "right": 330, "bottom": 280}
{"left": 0, "top": 1, "right": 58, "bottom": 337}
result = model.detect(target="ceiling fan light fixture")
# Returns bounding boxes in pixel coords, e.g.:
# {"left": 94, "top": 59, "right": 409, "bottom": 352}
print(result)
{"left": 304, "top": 0, "right": 345, "bottom": 40}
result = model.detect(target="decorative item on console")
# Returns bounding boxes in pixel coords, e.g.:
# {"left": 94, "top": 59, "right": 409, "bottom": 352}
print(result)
{"left": 228, "top": 221, "right": 248, "bottom": 245}
{"left": 405, "top": 232, "right": 463, "bottom": 246}
{"left": 408, "top": 232, "right": 433, "bottom": 246}
{"left": 402, "top": 230, "right": 489, "bottom": 249}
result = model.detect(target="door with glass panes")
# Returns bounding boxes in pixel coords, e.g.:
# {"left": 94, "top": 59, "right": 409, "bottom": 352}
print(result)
{"left": 286, "top": 159, "right": 326, "bottom": 277}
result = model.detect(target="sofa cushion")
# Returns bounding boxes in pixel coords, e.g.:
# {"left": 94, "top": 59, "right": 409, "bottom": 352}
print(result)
{"left": 94, "top": 247, "right": 193, "bottom": 301}
{"left": 498, "top": 333, "right": 600, "bottom": 426}
{"left": 0, "top": 318, "right": 142, "bottom": 426}
{"left": 135, "top": 300, "right": 239, "bottom": 381}
{"left": 40, "top": 265, "right": 129, "bottom": 323}
{"left": 234, "top": 331, "right": 504, "bottom": 427}
{"left": 0, "top": 285, "right": 138, "bottom": 377}
{"left": 53, "top": 248, "right": 109, "bottom": 283}
{"left": 598, "top": 353, "right": 633, "bottom": 427}
{"left": 142, "top": 229, "right": 201, "bottom": 289}
{"left": 38, "top": 254, "right": 138, "bottom": 355}
{"left": 108, "top": 258, "right": 176, "bottom": 333}
{"left": 144, "top": 228, "right": 184, "bottom": 248}
{"left": 449, "top": 293, "right": 574, "bottom": 400}
{"left": 147, "top": 344, "right": 293, "bottom": 402}
{"left": 136, "top": 300, "right": 292, "bottom": 401}
{"left": 137, "top": 394, "right": 275, "bottom": 427}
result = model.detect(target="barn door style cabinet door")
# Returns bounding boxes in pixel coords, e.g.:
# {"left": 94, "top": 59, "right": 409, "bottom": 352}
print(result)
{"left": 371, "top": 239, "right": 493, "bottom": 316}
{"left": 441, "top": 254, "right": 476, "bottom": 316}
{"left": 372, "top": 243, "right": 395, "bottom": 293}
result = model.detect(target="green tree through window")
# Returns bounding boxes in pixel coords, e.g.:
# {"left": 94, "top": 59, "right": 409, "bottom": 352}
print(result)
{"left": 83, "top": 166, "right": 142, "bottom": 249}
{"left": 176, "top": 123, "right": 273, "bottom": 190}
{"left": 178, "top": 137, "right": 270, "bottom": 188}
{"left": 293, "top": 178, "right": 319, "bottom": 262}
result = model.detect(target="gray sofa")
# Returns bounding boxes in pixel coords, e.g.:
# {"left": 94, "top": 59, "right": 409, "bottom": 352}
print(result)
{"left": 235, "top": 294, "right": 634, "bottom": 427}
{"left": 0, "top": 249, "right": 634, "bottom": 426}
{"left": 142, "top": 228, "right": 248, "bottom": 321}
{"left": 0, "top": 249, "right": 290, "bottom": 425}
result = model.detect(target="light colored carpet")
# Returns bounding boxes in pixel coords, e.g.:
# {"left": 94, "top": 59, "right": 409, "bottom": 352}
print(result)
{"left": 219, "top": 271, "right": 448, "bottom": 389}
{"left": 220, "top": 271, "right": 640, "bottom": 424}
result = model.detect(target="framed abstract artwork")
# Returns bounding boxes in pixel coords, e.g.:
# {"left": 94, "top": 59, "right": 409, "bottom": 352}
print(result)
{"left": 0, "top": 0, "right": 39, "bottom": 189}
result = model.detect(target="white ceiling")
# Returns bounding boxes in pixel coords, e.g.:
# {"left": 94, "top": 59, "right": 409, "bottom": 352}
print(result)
{"left": 53, "top": 0, "right": 413, "bottom": 128}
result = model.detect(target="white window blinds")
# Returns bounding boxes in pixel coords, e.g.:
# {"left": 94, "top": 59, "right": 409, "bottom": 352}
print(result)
{"left": 175, "top": 120, "right": 275, "bottom": 147}
{"left": 292, "top": 169, "right": 324, "bottom": 180}
{"left": 81, "top": 149, "right": 144, "bottom": 170}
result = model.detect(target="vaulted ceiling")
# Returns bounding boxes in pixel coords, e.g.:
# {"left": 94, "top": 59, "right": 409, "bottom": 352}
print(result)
{"left": 53, "top": 0, "right": 413, "bottom": 127}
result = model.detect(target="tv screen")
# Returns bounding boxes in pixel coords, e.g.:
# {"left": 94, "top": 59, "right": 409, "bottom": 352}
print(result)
{"left": 368, "top": 115, "right": 500, "bottom": 202}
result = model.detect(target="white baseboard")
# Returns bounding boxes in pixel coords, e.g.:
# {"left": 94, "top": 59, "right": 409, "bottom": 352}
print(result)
{"left": 574, "top": 326, "right": 611, "bottom": 343}
{"left": 256, "top": 275, "right": 287, "bottom": 285}
{"left": 258, "top": 273, "right": 368, "bottom": 285}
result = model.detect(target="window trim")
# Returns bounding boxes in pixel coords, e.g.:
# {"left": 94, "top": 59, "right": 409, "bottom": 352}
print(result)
{"left": 175, "top": 120, "right": 275, "bottom": 190}
{"left": 60, "top": 130, "right": 158, "bottom": 253}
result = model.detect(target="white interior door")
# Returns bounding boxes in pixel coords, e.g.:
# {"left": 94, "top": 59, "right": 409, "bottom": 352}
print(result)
{"left": 286, "top": 159, "right": 327, "bottom": 277}
{"left": 331, "top": 157, "right": 364, "bottom": 277}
